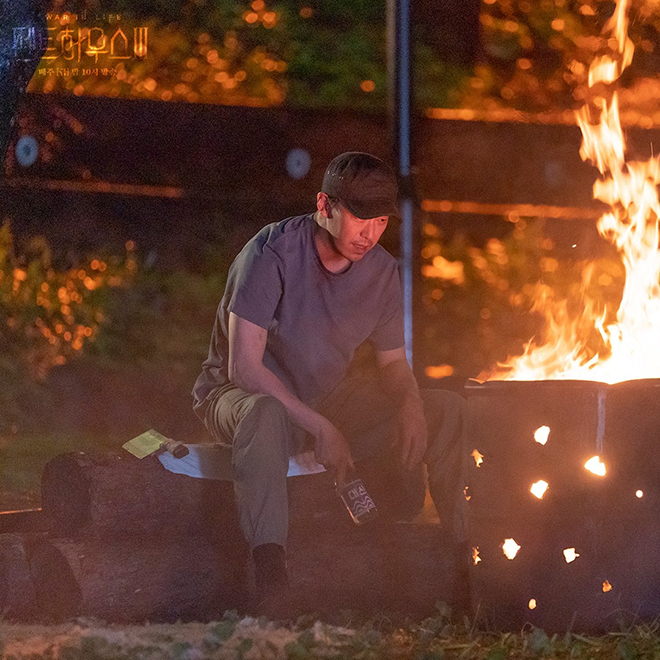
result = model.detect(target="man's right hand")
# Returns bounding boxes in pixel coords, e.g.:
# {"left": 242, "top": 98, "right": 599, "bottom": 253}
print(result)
{"left": 314, "top": 420, "right": 354, "bottom": 489}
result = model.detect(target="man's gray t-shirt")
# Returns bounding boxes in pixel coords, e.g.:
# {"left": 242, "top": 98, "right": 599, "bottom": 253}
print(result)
{"left": 192, "top": 213, "right": 404, "bottom": 417}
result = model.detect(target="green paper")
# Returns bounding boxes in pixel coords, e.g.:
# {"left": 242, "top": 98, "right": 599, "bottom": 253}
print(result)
{"left": 122, "top": 429, "right": 169, "bottom": 459}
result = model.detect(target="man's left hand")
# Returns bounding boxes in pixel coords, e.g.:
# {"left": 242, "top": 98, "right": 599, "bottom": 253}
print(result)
{"left": 396, "top": 394, "right": 428, "bottom": 471}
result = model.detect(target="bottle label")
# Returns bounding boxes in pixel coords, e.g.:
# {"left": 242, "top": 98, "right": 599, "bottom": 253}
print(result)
{"left": 339, "top": 478, "right": 378, "bottom": 525}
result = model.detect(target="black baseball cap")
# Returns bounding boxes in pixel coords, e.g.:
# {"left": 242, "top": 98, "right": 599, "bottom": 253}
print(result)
{"left": 321, "top": 152, "right": 399, "bottom": 219}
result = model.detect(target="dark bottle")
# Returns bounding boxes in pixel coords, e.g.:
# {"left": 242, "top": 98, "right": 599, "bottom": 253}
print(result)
{"left": 337, "top": 473, "right": 379, "bottom": 525}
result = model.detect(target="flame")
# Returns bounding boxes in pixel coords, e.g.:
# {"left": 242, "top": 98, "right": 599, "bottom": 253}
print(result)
{"left": 585, "top": 455, "right": 607, "bottom": 476}
{"left": 530, "top": 480, "right": 549, "bottom": 499}
{"left": 471, "top": 449, "right": 484, "bottom": 467}
{"left": 533, "top": 425, "right": 550, "bottom": 445}
{"left": 603, "top": 580, "right": 613, "bottom": 592}
{"left": 472, "top": 547, "right": 481, "bottom": 565}
{"left": 463, "top": 486, "right": 472, "bottom": 501}
{"left": 528, "top": 598, "right": 537, "bottom": 610}
{"left": 563, "top": 547, "right": 580, "bottom": 563}
{"left": 484, "top": 0, "right": 660, "bottom": 384}
{"left": 502, "top": 538, "right": 521, "bottom": 560}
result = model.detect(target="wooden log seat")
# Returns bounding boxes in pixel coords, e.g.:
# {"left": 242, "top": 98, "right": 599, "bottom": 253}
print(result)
{"left": 0, "top": 532, "right": 247, "bottom": 623}
{"left": 0, "top": 533, "right": 39, "bottom": 619}
{"left": 41, "top": 452, "right": 240, "bottom": 539}
{"left": 28, "top": 450, "right": 463, "bottom": 622}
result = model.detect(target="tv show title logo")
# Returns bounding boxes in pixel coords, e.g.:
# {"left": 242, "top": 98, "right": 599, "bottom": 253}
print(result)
{"left": 12, "top": 13, "right": 148, "bottom": 76}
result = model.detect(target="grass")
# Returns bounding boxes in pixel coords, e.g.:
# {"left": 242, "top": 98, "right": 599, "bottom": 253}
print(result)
{"left": 0, "top": 267, "right": 225, "bottom": 512}
{"left": 1, "top": 612, "right": 660, "bottom": 659}
{"left": 0, "top": 432, "right": 120, "bottom": 510}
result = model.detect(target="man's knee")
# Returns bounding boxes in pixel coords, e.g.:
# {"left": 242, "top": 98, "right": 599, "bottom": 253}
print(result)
{"left": 420, "top": 389, "right": 465, "bottom": 432}
{"left": 430, "top": 389, "right": 464, "bottom": 413}
{"left": 237, "top": 394, "right": 291, "bottom": 455}
{"left": 248, "top": 394, "right": 288, "bottom": 422}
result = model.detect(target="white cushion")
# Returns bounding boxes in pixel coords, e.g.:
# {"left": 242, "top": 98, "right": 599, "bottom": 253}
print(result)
{"left": 158, "top": 443, "right": 326, "bottom": 480}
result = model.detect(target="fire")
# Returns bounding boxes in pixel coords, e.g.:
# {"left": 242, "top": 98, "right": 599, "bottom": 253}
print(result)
{"left": 533, "top": 425, "right": 550, "bottom": 445}
{"left": 528, "top": 598, "right": 537, "bottom": 610}
{"left": 483, "top": 0, "right": 660, "bottom": 384}
{"left": 530, "top": 480, "right": 549, "bottom": 499}
{"left": 636, "top": 489, "right": 644, "bottom": 498}
{"left": 584, "top": 455, "right": 607, "bottom": 476}
{"left": 471, "top": 449, "right": 484, "bottom": 467}
{"left": 603, "top": 580, "right": 613, "bottom": 592}
{"left": 563, "top": 547, "right": 580, "bottom": 563}
{"left": 502, "top": 538, "right": 521, "bottom": 560}
{"left": 472, "top": 547, "right": 481, "bottom": 565}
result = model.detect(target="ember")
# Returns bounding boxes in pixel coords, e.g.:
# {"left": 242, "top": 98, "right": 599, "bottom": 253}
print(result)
{"left": 533, "top": 426, "right": 550, "bottom": 445}
{"left": 530, "top": 479, "right": 549, "bottom": 499}
{"left": 584, "top": 455, "right": 606, "bottom": 476}
{"left": 502, "top": 538, "right": 520, "bottom": 560}
{"left": 471, "top": 449, "right": 484, "bottom": 467}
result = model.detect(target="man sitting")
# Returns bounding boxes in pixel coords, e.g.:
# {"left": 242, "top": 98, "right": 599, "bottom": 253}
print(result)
{"left": 192, "top": 152, "right": 466, "bottom": 612}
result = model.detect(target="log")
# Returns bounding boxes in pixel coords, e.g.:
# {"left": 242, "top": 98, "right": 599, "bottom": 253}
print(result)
{"left": 0, "top": 533, "right": 38, "bottom": 619}
{"left": 24, "top": 533, "right": 248, "bottom": 623}
{"left": 37, "top": 450, "right": 464, "bottom": 620}
{"left": 42, "top": 452, "right": 238, "bottom": 538}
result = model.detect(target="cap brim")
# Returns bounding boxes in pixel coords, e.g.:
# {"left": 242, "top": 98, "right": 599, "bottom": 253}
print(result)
{"left": 342, "top": 199, "right": 400, "bottom": 220}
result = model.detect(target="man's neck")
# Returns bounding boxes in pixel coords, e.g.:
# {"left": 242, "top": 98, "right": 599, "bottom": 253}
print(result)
{"left": 313, "top": 213, "right": 351, "bottom": 274}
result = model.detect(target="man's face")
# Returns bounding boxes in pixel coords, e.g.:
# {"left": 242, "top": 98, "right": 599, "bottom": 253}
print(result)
{"left": 318, "top": 195, "right": 389, "bottom": 262}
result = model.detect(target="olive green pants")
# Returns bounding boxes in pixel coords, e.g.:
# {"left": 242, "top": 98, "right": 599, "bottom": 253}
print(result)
{"left": 202, "top": 376, "right": 466, "bottom": 550}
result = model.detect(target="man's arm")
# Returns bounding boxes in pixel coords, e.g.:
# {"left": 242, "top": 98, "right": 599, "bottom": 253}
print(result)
{"left": 375, "top": 346, "right": 428, "bottom": 470}
{"left": 228, "top": 312, "right": 354, "bottom": 483}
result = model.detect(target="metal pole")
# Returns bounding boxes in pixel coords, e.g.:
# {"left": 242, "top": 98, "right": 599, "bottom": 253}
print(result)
{"left": 387, "top": 0, "right": 416, "bottom": 369}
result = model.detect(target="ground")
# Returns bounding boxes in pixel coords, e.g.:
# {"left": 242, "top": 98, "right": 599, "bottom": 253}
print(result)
{"left": 2, "top": 614, "right": 660, "bottom": 659}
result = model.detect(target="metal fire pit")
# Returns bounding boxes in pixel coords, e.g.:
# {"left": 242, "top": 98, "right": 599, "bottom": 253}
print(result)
{"left": 464, "top": 379, "right": 660, "bottom": 632}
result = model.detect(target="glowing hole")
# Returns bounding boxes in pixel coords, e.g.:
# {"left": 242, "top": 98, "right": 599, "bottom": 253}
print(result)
{"left": 563, "top": 548, "right": 579, "bottom": 563}
{"left": 603, "top": 580, "right": 613, "bottom": 592}
{"left": 584, "top": 455, "right": 606, "bottom": 476}
{"left": 502, "top": 538, "right": 521, "bottom": 560}
{"left": 636, "top": 489, "right": 644, "bottom": 498}
{"left": 528, "top": 598, "right": 537, "bottom": 610}
{"left": 533, "top": 425, "right": 550, "bottom": 445}
{"left": 530, "top": 480, "right": 549, "bottom": 499}
{"left": 471, "top": 449, "right": 484, "bottom": 467}
{"left": 472, "top": 547, "right": 481, "bottom": 565}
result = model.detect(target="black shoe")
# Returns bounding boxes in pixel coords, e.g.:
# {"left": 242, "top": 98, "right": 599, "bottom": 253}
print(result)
{"left": 252, "top": 543, "right": 294, "bottom": 619}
